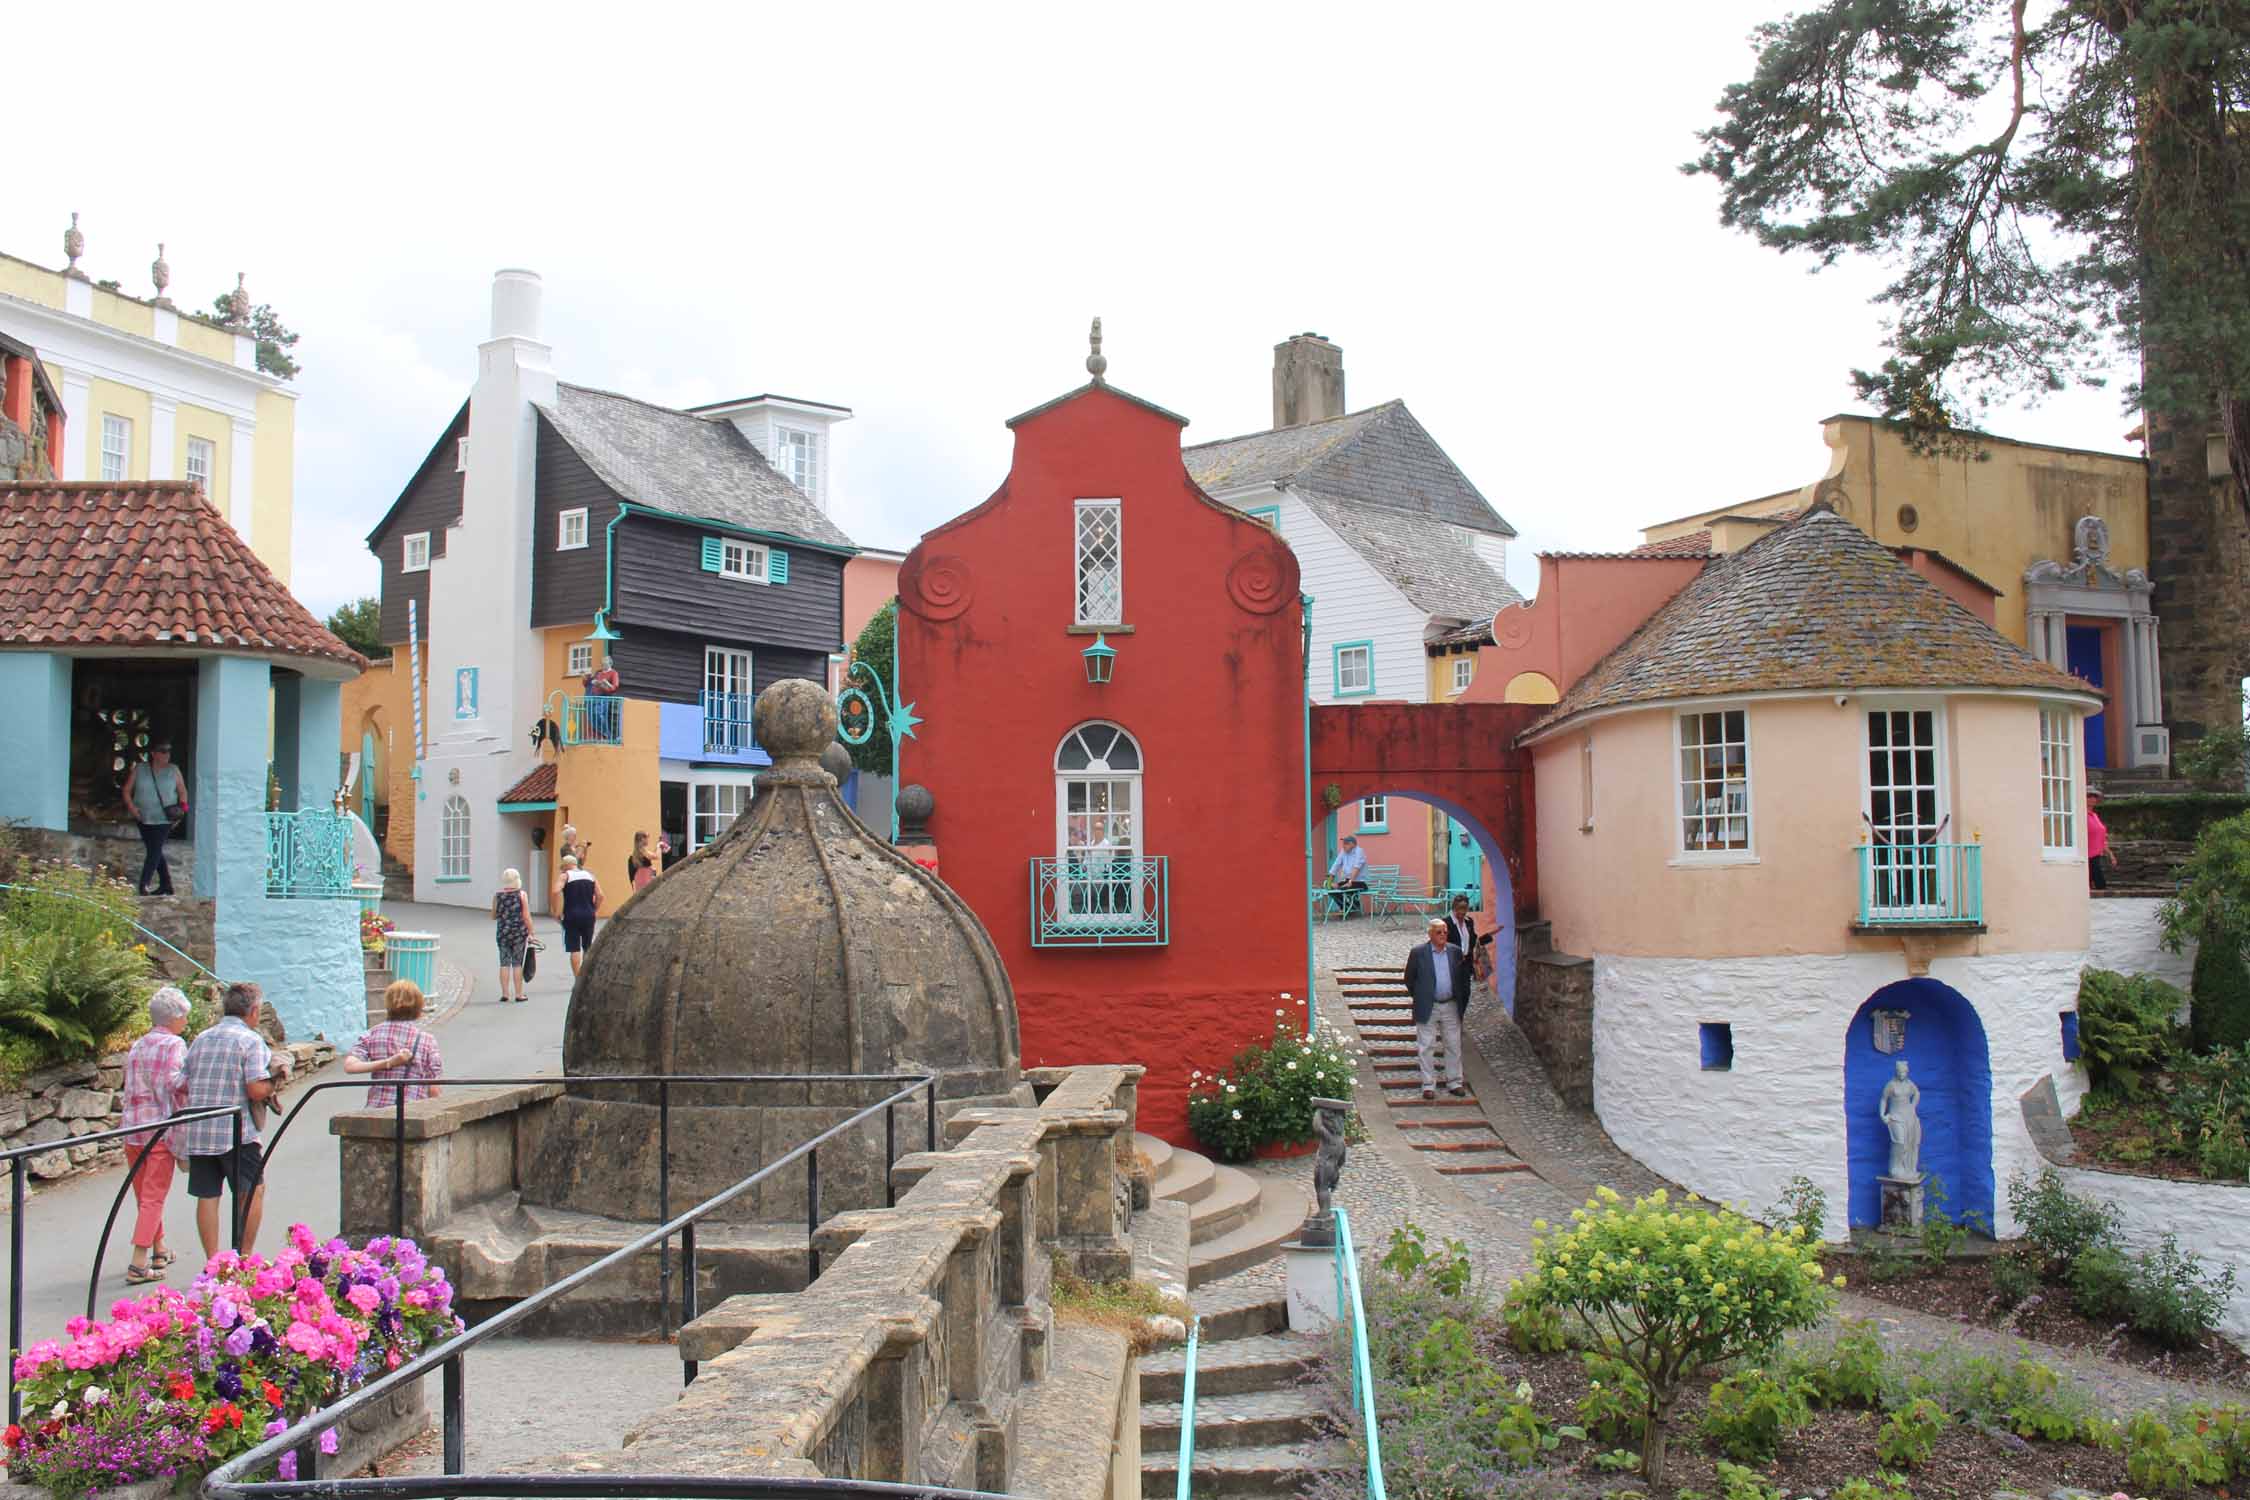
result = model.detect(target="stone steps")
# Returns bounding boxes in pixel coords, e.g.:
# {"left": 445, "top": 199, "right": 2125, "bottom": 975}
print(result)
{"left": 1139, "top": 1286, "right": 1340, "bottom": 1499}
{"left": 1139, "top": 1134, "right": 1309, "bottom": 1288}
{"left": 1140, "top": 1388, "right": 1326, "bottom": 1451}
{"left": 1141, "top": 1440, "right": 1352, "bottom": 1499}
{"left": 1140, "top": 1332, "right": 1316, "bottom": 1401}
{"left": 1186, "top": 1185, "right": 1312, "bottom": 1288}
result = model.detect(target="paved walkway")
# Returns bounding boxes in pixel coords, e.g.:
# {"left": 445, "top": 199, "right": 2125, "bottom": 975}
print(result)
{"left": 1205, "top": 921, "right": 2248, "bottom": 1414}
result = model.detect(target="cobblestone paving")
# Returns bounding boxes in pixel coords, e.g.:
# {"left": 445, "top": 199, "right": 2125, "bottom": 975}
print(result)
{"left": 1201, "top": 921, "right": 2248, "bottom": 1413}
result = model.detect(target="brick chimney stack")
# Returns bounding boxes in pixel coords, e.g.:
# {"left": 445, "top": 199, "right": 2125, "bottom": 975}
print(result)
{"left": 1272, "top": 332, "right": 1345, "bottom": 429}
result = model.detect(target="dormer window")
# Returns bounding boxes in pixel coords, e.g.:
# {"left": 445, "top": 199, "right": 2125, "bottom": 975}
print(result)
{"left": 1074, "top": 499, "right": 1122, "bottom": 625}
{"left": 776, "top": 426, "right": 820, "bottom": 499}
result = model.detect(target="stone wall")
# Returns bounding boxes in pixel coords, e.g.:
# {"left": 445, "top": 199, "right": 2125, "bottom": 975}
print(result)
{"left": 1512, "top": 919, "right": 1593, "bottom": 1109}
{"left": 2088, "top": 896, "right": 2196, "bottom": 996}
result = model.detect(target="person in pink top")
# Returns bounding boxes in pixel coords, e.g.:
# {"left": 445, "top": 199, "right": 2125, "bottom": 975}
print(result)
{"left": 2086, "top": 787, "right": 2109, "bottom": 890}
{"left": 119, "top": 986, "right": 193, "bottom": 1284}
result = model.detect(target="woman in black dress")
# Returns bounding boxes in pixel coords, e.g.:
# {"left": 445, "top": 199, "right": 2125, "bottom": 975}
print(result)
{"left": 492, "top": 868, "right": 532, "bottom": 1003}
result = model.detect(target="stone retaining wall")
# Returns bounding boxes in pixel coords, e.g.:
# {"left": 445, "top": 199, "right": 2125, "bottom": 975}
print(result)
{"left": 1512, "top": 920, "right": 1593, "bottom": 1110}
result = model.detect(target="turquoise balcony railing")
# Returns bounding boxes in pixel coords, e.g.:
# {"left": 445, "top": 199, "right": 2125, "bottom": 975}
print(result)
{"left": 565, "top": 695, "right": 623, "bottom": 747}
{"left": 265, "top": 809, "right": 355, "bottom": 899}
{"left": 1031, "top": 856, "right": 1169, "bottom": 947}
{"left": 702, "top": 690, "right": 756, "bottom": 755}
{"left": 1855, "top": 841, "right": 1984, "bottom": 928}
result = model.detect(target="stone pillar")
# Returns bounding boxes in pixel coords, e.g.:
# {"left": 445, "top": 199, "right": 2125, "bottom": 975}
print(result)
{"left": 148, "top": 396, "right": 177, "bottom": 482}
{"left": 193, "top": 656, "right": 271, "bottom": 901}
{"left": 58, "top": 371, "right": 89, "bottom": 481}
{"left": 0, "top": 653, "right": 72, "bottom": 830}
{"left": 2026, "top": 609, "right": 2052, "bottom": 663}
{"left": 228, "top": 417, "right": 256, "bottom": 544}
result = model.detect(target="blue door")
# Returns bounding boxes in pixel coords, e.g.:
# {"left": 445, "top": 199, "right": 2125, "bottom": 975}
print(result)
{"left": 1843, "top": 979, "right": 1994, "bottom": 1229}
{"left": 1445, "top": 817, "right": 1483, "bottom": 906}
{"left": 2066, "top": 625, "right": 2107, "bottom": 769}
{"left": 360, "top": 731, "right": 377, "bottom": 826}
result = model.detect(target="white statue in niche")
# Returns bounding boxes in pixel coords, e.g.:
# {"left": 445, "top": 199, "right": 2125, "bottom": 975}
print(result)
{"left": 1880, "top": 1060, "right": 1922, "bottom": 1179}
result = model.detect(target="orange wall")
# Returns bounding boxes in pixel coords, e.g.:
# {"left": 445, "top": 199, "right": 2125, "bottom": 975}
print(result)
{"left": 1469, "top": 554, "right": 1706, "bottom": 704}
{"left": 339, "top": 657, "right": 421, "bottom": 869}
{"left": 542, "top": 625, "right": 660, "bottom": 912}
{"left": 843, "top": 554, "right": 901, "bottom": 647}
{"left": 1533, "top": 693, "right": 2089, "bottom": 959}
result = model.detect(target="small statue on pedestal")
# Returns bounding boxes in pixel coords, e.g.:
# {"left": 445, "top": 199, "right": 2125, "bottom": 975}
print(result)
{"left": 1297, "top": 1096, "right": 1353, "bottom": 1247}
{"left": 1877, "top": 1060, "right": 1926, "bottom": 1230}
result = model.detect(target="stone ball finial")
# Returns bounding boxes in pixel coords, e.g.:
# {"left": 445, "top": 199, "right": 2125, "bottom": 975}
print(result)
{"left": 896, "top": 783, "right": 935, "bottom": 825}
{"left": 819, "top": 742, "right": 854, "bottom": 783}
{"left": 63, "top": 213, "right": 85, "bottom": 275}
{"left": 1086, "top": 316, "right": 1107, "bottom": 383}
{"left": 223, "top": 273, "right": 251, "bottom": 327}
{"left": 753, "top": 676, "right": 840, "bottom": 762}
{"left": 151, "top": 243, "right": 171, "bottom": 302}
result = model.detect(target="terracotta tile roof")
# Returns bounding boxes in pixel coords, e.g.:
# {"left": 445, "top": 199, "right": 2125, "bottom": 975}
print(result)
{"left": 500, "top": 764, "right": 558, "bottom": 804}
{"left": 0, "top": 482, "right": 364, "bottom": 671}
{"left": 1628, "top": 530, "right": 1714, "bottom": 558}
{"left": 1524, "top": 507, "right": 2092, "bottom": 741}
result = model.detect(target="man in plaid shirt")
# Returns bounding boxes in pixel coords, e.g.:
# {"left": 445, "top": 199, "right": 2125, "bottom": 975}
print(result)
{"left": 179, "top": 982, "right": 290, "bottom": 1257}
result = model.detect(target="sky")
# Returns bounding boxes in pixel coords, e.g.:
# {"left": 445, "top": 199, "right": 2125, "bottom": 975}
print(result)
{"left": 3, "top": 1, "right": 2141, "bottom": 619}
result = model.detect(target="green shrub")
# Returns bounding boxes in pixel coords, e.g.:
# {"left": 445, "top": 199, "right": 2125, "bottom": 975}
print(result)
{"left": 1763, "top": 1174, "right": 1826, "bottom": 1242}
{"left": 1785, "top": 1318, "right": 1887, "bottom": 1408}
{"left": 1874, "top": 1398, "right": 1948, "bottom": 1467}
{"left": 1499, "top": 1289, "right": 1567, "bottom": 1354}
{"left": 1917, "top": 1174, "right": 1979, "bottom": 1263}
{"left": 2006, "top": 1167, "right": 2123, "bottom": 1276}
{"left": 1380, "top": 1222, "right": 1473, "bottom": 1298}
{"left": 1979, "top": 1358, "right": 2093, "bottom": 1441}
{"left": 1700, "top": 1366, "right": 1813, "bottom": 1463}
{"left": 1507, "top": 1188, "right": 1837, "bottom": 1485}
{"left": 2124, "top": 1233, "right": 2239, "bottom": 1347}
{"left": 2100, "top": 791, "right": 2250, "bottom": 841}
{"left": 2122, "top": 1409, "right": 2228, "bottom": 1492}
{"left": 1832, "top": 1476, "right": 1913, "bottom": 1500}
{"left": 2162, "top": 812, "right": 2250, "bottom": 1047}
{"left": 2190, "top": 933, "right": 2250, "bottom": 1054}
{"left": 2184, "top": 1402, "right": 2250, "bottom": 1479}
{"left": 2076, "top": 969, "right": 2187, "bottom": 1094}
{"left": 1185, "top": 1006, "right": 1358, "bottom": 1161}
{"left": 1711, "top": 1458, "right": 1785, "bottom": 1500}
{"left": 2069, "top": 1242, "right": 2135, "bottom": 1322}
{"left": 2177, "top": 721, "right": 2249, "bottom": 792}
{"left": 1575, "top": 1350, "right": 1648, "bottom": 1445}
{"left": 1989, "top": 1248, "right": 2043, "bottom": 1310}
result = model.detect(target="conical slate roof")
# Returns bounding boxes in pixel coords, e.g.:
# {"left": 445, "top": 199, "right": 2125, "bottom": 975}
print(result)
{"left": 1524, "top": 506, "right": 2092, "bottom": 740}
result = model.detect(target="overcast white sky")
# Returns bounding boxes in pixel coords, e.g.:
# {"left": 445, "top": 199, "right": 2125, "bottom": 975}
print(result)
{"left": 4, "top": 1, "right": 2139, "bottom": 618}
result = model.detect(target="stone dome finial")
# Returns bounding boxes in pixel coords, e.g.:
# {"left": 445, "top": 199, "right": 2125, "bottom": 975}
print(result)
{"left": 1086, "top": 316, "right": 1107, "bottom": 383}
{"left": 151, "top": 243, "right": 171, "bottom": 304}
{"left": 223, "top": 273, "right": 251, "bottom": 328}
{"left": 63, "top": 213, "right": 85, "bottom": 278}
{"left": 753, "top": 676, "right": 840, "bottom": 766}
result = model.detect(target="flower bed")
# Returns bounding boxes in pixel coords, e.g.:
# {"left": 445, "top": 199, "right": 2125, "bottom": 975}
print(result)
{"left": 1185, "top": 997, "right": 1358, "bottom": 1161}
{"left": 3, "top": 1226, "right": 458, "bottom": 1496}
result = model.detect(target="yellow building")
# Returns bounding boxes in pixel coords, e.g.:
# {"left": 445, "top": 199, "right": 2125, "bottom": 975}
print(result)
{"left": 1642, "top": 414, "right": 2164, "bottom": 771}
{"left": 0, "top": 221, "right": 295, "bottom": 580}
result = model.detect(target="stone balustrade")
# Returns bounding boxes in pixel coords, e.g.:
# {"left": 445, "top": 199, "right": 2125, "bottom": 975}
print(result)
{"left": 331, "top": 1081, "right": 564, "bottom": 1239}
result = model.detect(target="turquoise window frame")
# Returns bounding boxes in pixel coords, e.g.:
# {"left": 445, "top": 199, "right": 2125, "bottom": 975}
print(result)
{"left": 1246, "top": 504, "right": 1281, "bottom": 530}
{"left": 1358, "top": 795, "right": 1388, "bottom": 834}
{"left": 1332, "top": 640, "right": 1376, "bottom": 698}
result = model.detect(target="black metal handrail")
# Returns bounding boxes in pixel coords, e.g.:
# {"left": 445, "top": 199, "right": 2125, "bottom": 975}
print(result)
{"left": 200, "top": 1072, "right": 939, "bottom": 1499}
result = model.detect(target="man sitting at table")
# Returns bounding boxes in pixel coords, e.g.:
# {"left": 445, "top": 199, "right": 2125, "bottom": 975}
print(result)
{"left": 1326, "top": 834, "right": 1370, "bottom": 915}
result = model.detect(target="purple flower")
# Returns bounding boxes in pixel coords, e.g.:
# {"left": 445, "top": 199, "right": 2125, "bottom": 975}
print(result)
{"left": 278, "top": 1452, "right": 298, "bottom": 1481}
{"left": 224, "top": 1325, "right": 255, "bottom": 1358}
{"left": 320, "top": 1428, "right": 339, "bottom": 1456}
{"left": 215, "top": 1365, "right": 243, "bottom": 1400}
{"left": 265, "top": 1419, "right": 286, "bottom": 1439}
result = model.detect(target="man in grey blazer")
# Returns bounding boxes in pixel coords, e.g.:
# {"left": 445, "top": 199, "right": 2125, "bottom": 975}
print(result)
{"left": 1403, "top": 918, "right": 1473, "bottom": 1101}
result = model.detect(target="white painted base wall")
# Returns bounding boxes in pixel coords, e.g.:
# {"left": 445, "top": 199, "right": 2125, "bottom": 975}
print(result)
{"left": 2053, "top": 1161, "right": 2250, "bottom": 1345}
{"left": 1591, "top": 950, "right": 2090, "bottom": 1241}
{"left": 2089, "top": 897, "right": 2196, "bottom": 1000}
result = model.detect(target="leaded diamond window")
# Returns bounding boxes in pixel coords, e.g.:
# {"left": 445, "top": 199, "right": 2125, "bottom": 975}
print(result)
{"left": 1074, "top": 499, "right": 1122, "bottom": 625}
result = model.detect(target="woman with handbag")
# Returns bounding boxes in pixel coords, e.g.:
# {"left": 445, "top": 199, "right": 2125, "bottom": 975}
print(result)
{"left": 123, "top": 742, "right": 188, "bottom": 896}
{"left": 492, "top": 868, "right": 533, "bottom": 1003}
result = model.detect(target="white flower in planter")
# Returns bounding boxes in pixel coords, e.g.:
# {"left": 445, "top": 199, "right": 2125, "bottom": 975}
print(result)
{"left": 1231, "top": 1110, "right": 1242, "bottom": 1120}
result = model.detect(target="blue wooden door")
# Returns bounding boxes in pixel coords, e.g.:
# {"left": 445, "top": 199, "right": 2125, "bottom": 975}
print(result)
{"left": 360, "top": 731, "right": 377, "bottom": 825}
{"left": 2066, "top": 625, "right": 2107, "bottom": 769}
{"left": 1445, "top": 817, "right": 1483, "bottom": 906}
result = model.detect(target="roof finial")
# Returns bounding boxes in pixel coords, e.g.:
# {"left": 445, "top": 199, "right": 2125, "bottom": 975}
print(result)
{"left": 62, "top": 212, "right": 85, "bottom": 278}
{"left": 150, "top": 243, "right": 171, "bottom": 305}
{"left": 1086, "top": 317, "right": 1107, "bottom": 384}
{"left": 223, "top": 272, "right": 251, "bottom": 328}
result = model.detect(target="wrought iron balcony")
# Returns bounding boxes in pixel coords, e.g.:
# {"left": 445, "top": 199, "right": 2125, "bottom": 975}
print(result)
{"left": 702, "top": 690, "right": 757, "bottom": 756}
{"left": 1854, "top": 841, "right": 1985, "bottom": 930}
{"left": 565, "top": 695, "right": 623, "bottom": 747}
{"left": 265, "top": 809, "right": 355, "bottom": 899}
{"left": 1031, "top": 855, "right": 1169, "bottom": 947}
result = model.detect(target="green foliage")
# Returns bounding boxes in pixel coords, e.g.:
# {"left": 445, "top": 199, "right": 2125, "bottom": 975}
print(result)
{"left": 1699, "top": 1366, "right": 1813, "bottom": 1463}
{"left": 1590, "top": 1447, "right": 1640, "bottom": 1473}
{"left": 2068, "top": 1242, "right": 2135, "bottom": 1323}
{"left": 1874, "top": 1398, "right": 1947, "bottom": 1467}
{"left": 2123, "top": 1233, "right": 2239, "bottom": 1348}
{"left": 1685, "top": 0, "right": 2250, "bottom": 487}
{"left": 842, "top": 599, "right": 896, "bottom": 775}
{"left": 0, "top": 869, "right": 156, "bottom": 1079}
{"left": 1762, "top": 1174, "right": 1826, "bottom": 1243}
{"left": 2121, "top": 1408, "right": 2228, "bottom": 1493}
{"left": 1574, "top": 1350, "right": 1648, "bottom": 1446}
{"left": 1784, "top": 1318, "right": 1887, "bottom": 1409}
{"left": 324, "top": 597, "right": 388, "bottom": 660}
{"left": 1987, "top": 1248, "right": 2042, "bottom": 1311}
{"left": 2006, "top": 1167, "right": 2123, "bottom": 1277}
{"left": 1508, "top": 1188, "right": 1837, "bottom": 1484}
{"left": 2189, "top": 931, "right": 2250, "bottom": 1055}
{"left": 208, "top": 293, "right": 301, "bottom": 379}
{"left": 1499, "top": 1287, "right": 1567, "bottom": 1355}
{"left": 2075, "top": 969, "right": 2186, "bottom": 1095}
{"left": 2177, "top": 721, "right": 2249, "bottom": 792}
{"left": 1831, "top": 1475, "right": 1913, "bottom": 1500}
{"left": 2163, "top": 812, "right": 2250, "bottom": 983}
{"left": 1380, "top": 1223, "right": 1473, "bottom": 1299}
{"left": 1185, "top": 1008, "right": 1356, "bottom": 1161}
{"left": 1978, "top": 1358, "right": 2093, "bottom": 1442}
{"left": 1916, "top": 1174, "right": 1977, "bottom": 1264}
{"left": 2099, "top": 793, "right": 2250, "bottom": 842}
{"left": 1711, "top": 1458, "right": 1784, "bottom": 1500}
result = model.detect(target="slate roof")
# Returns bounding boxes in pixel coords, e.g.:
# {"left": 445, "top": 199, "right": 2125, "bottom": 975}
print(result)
{"left": 0, "top": 482, "right": 364, "bottom": 670}
{"left": 1298, "top": 491, "right": 1524, "bottom": 625}
{"left": 499, "top": 764, "right": 558, "bottom": 805}
{"left": 1183, "top": 401, "right": 1515, "bottom": 537}
{"left": 1524, "top": 507, "right": 2091, "bottom": 741}
{"left": 538, "top": 383, "right": 856, "bottom": 551}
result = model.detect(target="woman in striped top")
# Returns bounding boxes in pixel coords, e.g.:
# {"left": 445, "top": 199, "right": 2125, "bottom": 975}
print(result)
{"left": 120, "top": 987, "right": 193, "bottom": 1284}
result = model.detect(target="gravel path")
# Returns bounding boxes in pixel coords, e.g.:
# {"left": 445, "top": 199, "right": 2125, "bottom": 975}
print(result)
{"left": 1192, "top": 922, "right": 2249, "bottom": 1414}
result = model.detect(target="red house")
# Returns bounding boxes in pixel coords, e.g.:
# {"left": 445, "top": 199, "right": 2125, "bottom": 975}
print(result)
{"left": 896, "top": 341, "right": 1309, "bottom": 1142}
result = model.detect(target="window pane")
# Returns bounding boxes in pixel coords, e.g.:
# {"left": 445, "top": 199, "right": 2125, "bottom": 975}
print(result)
{"left": 1722, "top": 710, "right": 1744, "bottom": 741}
{"left": 1057, "top": 736, "right": 1090, "bottom": 771}
{"left": 1105, "top": 733, "right": 1139, "bottom": 771}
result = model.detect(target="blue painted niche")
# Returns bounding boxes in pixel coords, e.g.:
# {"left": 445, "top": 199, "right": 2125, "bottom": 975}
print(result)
{"left": 1843, "top": 978, "right": 1994, "bottom": 1230}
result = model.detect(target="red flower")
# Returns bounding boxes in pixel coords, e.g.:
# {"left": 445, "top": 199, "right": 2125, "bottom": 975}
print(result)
{"left": 203, "top": 1401, "right": 245, "bottom": 1433}
{"left": 262, "top": 1381, "right": 285, "bottom": 1408}
{"left": 3, "top": 1423, "right": 22, "bottom": 1449}
{"left": 168, "top": 1375, "right": 196, "bottom": 1401}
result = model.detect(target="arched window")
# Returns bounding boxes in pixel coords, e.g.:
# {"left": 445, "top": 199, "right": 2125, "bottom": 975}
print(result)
{"left": 1055, "top": 722, "right": 1143, "bottom": 922}
{"left": 440, "top": 795, "right": 471, "bottom": 882}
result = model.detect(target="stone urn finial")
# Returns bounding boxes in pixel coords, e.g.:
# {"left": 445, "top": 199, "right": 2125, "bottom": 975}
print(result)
{"left": 62, "top": 213, "right": 85, "bottom": 277}
{"left": 1086, "top": 316, "right": 1107, "bottom": 384}
{"left": 223, "top": 272, "right": 252, "bottom": 328}
{"left": 150, "top": 243, "right": 171, "bottom": 305}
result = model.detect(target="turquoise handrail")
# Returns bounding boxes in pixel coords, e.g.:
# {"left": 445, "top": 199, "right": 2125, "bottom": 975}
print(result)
{"left": 1854, "top": 840, "right": 1983, "bottom": 926}
{"left": 1174, "top": 1314, "right": 1201, "bottom": 1500}
{"left": 0, "top": 881, "right": 218, "bottom": 983}
{"left": 1332, "top": 1208, "right": 1387, "bottom": 1500}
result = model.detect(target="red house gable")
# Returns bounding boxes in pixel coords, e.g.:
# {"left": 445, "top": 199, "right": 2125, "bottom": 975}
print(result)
{"left": 898, "top": 376, "right": 1309, "bottom": 1143}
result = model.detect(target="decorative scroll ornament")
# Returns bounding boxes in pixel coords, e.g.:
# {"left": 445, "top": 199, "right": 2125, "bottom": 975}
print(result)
{"left": 1225, "top": 542, "right": 1296, "bottom": 615}
{"left": 1493, "top": 601, "right": 1534, "bottom": 651}
{"left": 1872, "top": 1009, "right": 1910, "bottom": 1055}
{"left": 2073, "top": 515, "right": 2111, "bottom": 568}
{"left": 899, "top": 551, "right": 974, "bottom": 621}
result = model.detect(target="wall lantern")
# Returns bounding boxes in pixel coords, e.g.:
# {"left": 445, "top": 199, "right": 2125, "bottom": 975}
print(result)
{"left": 1082, "top": 633, "right": 1117, "bottom": 685}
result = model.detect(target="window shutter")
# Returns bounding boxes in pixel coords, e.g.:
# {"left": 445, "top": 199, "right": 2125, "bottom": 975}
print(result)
{"left": 768, "top": 549, "right": 789, "bottom": 584}
{"left": 701, "top": 536, "right": 724, "bottom": 572}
